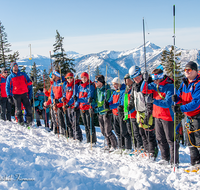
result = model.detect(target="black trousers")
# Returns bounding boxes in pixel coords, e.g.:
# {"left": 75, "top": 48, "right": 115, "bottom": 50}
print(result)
{"left": 155, "top": 118, "right": 179, "bottom": 164}
{"left": 126, "top": 118, "right": 143, "bottom": 149}
{"left": 80, "top": 110, "right": 97, "bottom": 143}
{"left": 0, "top": 97, "right": 11, "bottom": 121}
{"left": 13, "top": 93, "right": 32, "bottom": 124}
{"left": 67, "top": 108, "right": 83, "bottom": 141}
{"left": 98, "top": 114, "right": 117, "bottom": 149}
{"left": 186, "top": 116, "right": 200, "bottom": 165}
{"left": 113, "top": 114, "right": 132, "bottom": 149}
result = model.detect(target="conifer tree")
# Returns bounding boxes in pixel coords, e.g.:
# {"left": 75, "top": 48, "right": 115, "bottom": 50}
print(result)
{"left": 94, "top": 66, "right": 101, "bottom": 76}
{"left": 52, "top": 30, "right": 75, "bottom": 75}
{"left": 30, "top": 62, "right": 41, "bottom": 93}
{"left": 0, "top": 21, "right": 11, "bottom": 68}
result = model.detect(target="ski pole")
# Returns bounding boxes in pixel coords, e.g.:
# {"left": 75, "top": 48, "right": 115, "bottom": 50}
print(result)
{"left": 143, "top": 18, "right": 150, "bottom": 159}
{"left": 43, "top": 74, "right": 48, "bottom": 128}
{"left": 88, "top": 65, "right": 93, "bottom": 150}
{"left": 104, "top": 65, "right": 108, "bottom": 153}
{"left": 173, "top": 4, "right": 177, "bottom": 172}
{"left": 29, "top": 44, "right": 36, "bottom": 128}
{"left": 74, "top": 74, "right": 77, "bottom": 140}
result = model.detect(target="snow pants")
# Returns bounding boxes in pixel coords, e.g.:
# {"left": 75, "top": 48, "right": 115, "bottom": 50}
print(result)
{"left": 13, "top": 93, "right": 32, "bottom": 124}
{"left": 113, "top": 114, "right": 132, "bottom": 150}
{"left": 98, "top": 114, "right": 117, "bottom": 149}
{"left": 80, "top": 109, "right": 97, "bottom": 143}
{"left": 155, "top": 118, "right": 179, "bottom": 164}
{"left": 186, "top": 115, "right": 200, "bottom": 165}
{"left": 126, "top": 118, "right": 143, "bottom": 149}
{"left": 0, "top": 97, "right": 11, "bottom": 121}
{"left": 139, "top": 125, "right": 158, "bottom": 154}
{"left": 67, "top": 108, "right": 83, "bottom": 141}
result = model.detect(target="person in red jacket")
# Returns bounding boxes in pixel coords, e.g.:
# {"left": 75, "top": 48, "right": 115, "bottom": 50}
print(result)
{"left": 6, "top": 62, "right": 33, "bottom": 126}
{"left": 0, "top": 68, "right": 11, "bottom": 121}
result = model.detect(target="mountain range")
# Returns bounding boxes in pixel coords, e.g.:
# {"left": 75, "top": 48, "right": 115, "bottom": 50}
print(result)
{"left": 17, "top": 41, "right": 200, "bottom": 83}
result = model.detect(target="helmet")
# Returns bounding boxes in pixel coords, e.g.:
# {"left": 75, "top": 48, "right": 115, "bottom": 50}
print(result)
{"left": 124, "top": 73, "right": 130, "bottom": 79}
{"left": 129, "top": 66, "right": 141, "bottom": 79}
{"left": 112, "top": 77, "right": 120, "bottom": 84}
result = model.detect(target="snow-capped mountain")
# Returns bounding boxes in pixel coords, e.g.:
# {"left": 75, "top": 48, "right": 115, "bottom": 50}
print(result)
{"left": 17, "top": 41, "right": 200, "bottom": 83}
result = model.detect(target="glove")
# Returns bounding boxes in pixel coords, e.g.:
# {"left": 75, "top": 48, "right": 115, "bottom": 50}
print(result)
{"left": 73, "top": 95, "right": 77, "bottom": 102}
{"left": 88, "top": 97, "right": 93, "bottom": 103}
{"left": 172, "top": 105, "right": 181, "bottom": 113}
{"left": 61, "top": 97, "right": 66, "bottom": 102}
{"left": 74, "top": 106, "right": 78, "bottom": 112}
{"left": 54, "top": 99, "right": 59, "bottom": 104}
{"left": 89, "top": 108, "right": 93, "bottom": 115}
{"left": 127, "top": 104, "right": 134, "bottom": 111}
{"left": 117, "top": 105, "right": 124, "bottom": 113}
{"left": 172, "top": 94, "right": 178, "bottom": 102}
{"left": 104, "top": 100, "right": 110, "bottom": 110}
{"left": 143, "top": 71, "right": 149, "bottom": 82}
{"left": 7, "top": 95, "right": 14, "bottom": 105}
{"left": 64, "top": 104, "right": 69, "bottom": 109}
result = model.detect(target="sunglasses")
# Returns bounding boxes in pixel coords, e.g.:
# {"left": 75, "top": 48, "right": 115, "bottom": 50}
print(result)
{"left": 94, "top": 80, "right": 98, "bottom": 83}
{"left": 67, "top": 77, "right": 73, "bottom": 79}
{"left": 184, "top": 68, "right": 193, "bottom": 73}
{"left": 4, "top": 71, "right": 8, "bottom": 73}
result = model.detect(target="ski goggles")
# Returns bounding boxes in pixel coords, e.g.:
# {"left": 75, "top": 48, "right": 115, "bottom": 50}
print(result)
{"left": 66, "top": 76, "right": 73, "bottom": 79}
{"left": 184, "top": 68, "right": 193, "bottom": 73}
{"left": 151, "top": 73, "right": 164, "bottom": 80}
{"left": 130, "top": 71, "right": 141, "bottom": 79}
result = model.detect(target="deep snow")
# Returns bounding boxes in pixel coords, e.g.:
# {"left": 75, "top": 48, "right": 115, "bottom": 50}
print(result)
{"left": 0, "top": 120, "right": 200, "bottom": 190}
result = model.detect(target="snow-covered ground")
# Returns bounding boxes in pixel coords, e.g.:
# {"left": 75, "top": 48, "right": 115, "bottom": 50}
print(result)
{"left": 0, "top": 120, "right": 200, "bottom": 190}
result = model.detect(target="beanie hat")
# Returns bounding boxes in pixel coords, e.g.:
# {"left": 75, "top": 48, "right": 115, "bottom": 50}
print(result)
{"left": 65, "top": 72, "right": 74, "bottom": 78}
{"left": 1, "top": 68, "right": 8, "bottom": 74}
{"left": 112, "top": 77, "right": 120, "bottom": 84}
{"left": 124, "top": 73, "right": 130, "bottom": 79}
{"left": 52, "top": 70, "right": 61, "bottom": 78}
{"left": 81, "top": 72, "right": 89, "bottom": 80}
{"left": 129, "top": 66, "right": 141, "bottom": 79}
{"left": 10, "top": 62, "right": 18, "bottom": 70}
{"left": 185, "top": 61, "right": 198, "bottom": 71}
{"left": 95, "top": 75, "right": 105, "bottom": 84}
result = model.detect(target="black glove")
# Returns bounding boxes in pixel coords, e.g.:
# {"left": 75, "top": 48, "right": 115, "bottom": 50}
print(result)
{"left": 74, "top": 106, "right": 78, "bottom": 111}
{"left": 117, "top": 105, "right": 124, "bottom": 113}
{"left": 54, "top": 99, "right": 59, "bottom": 104}
{"left": 89, "top": 108, "right": 93, "bottom": 115}
{"left": 127, "top": 104, "right": 134, "bottom": 111}
{"left": 7, "top": 95, "right": 14, "bottom": 104}
{"left": 104, "top": 100, "right": 110, "bottom": 110}
{"left": 172, "top": 94, "right": 178, "bottom": 102}
{"left": 65, "top": 104, "right": 69, "bottom": 109}
{"left": 172, "top": 105, "right": 181, "bottom": 113}
{"left": 88, "top": 97, "right": 93, "bottom": 103}
{"left": 143, "top": 71, "right": 149, "bottom": 82}
{"left": 73, "top": 95, "right": 77, "bottom": 101}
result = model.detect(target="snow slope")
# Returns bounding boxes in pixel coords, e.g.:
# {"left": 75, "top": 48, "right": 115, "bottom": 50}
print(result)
{"left": 0, "top": 120, "right": 200, "bottom": 190}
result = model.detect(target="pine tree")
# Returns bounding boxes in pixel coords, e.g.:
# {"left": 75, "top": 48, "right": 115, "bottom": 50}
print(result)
{"left": 52, "top": 30, "right": 75, "bottom": 75}
{"left": 8, "top": 51, "right": 20, "bottom": 63}
{"left": 94, "top": 66, "right": 101, "bottom": 77}
{"left": 160, "top": 46, "right": 183, "bottom": 89}
{"left": 0, "top": 21, "right": 11, "bottom": 68}
{"left": 30, "top": 62, "right": 41, "bottom": 94}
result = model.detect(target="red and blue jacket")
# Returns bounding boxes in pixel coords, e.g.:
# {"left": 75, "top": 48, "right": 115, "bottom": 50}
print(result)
{"left": 121, "top": 86, "right": 137, "bottom": 119}
{"left": 0, "top": 75, "right": 8, "bottom": 98}
{"left": 62, "top": 79, "right": 81, "bottom": 108}
{"left": 108, "top": 84, "right": 126, "bottom": 116}
{"left": 6, "top": 70, "right": 32, "bottom": 99}
{"left": 76, "top": 80, "right": 95, "bottom": 110}
{"left": 176, "top": 74, "right": 200, "bottom": 117}
{"left": 51, "top": 79, "right": 63, "bottom": 108}
{"left": 141, "top": 76, "right": 174, "bottom": 121}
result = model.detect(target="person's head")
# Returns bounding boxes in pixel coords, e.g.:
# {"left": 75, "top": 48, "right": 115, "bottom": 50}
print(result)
{"left": 95, "top": 75, "right": 105, "bottom": 88}
{"left": 112, "top": 77, "right": 121, "bottom": 90}
{"left": 52, "top": 70, "right": 61, "bottom": 82}
{"left": 124, "top": 74, "right": 133, "bottom": 86}
{"left": 65, "top": 72, "right": 74, "bottom": 83}
{"left": 151, "top": 68, "right": 164, "bottom": 85}
{"left": 80, "top": 72, "right": 89, "bottom": 83}
{"left": 129, "top": 65, "right": 142, "bottom": 84}
{"left": 10, "top": 62, "right": 18, "bottom": 73}
{"left": 184, "top": 61, "right": 198, "bottom": 81}
{"left": 1, "top": 68, "right": 8, "bottom": 77}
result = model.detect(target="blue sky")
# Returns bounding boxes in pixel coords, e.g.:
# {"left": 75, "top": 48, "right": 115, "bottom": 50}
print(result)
{"left": 0, "top": 0, "right": 200, "bottom": 58}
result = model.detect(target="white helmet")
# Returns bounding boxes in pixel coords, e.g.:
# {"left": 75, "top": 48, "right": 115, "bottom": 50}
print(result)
{"left": 112, "top": 77, "right": 120, "bottom": 84}
{"left": 129, "top": 66, "right": 141, "bottom": 79}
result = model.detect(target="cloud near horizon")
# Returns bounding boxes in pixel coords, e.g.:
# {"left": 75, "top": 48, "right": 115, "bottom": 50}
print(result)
{"left": 11, "top": 27, "right": 200, "bottom": 58}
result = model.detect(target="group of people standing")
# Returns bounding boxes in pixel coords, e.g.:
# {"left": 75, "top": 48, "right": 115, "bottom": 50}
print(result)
{"left": 0, "top": 61, "right": 200, "bottom": 171}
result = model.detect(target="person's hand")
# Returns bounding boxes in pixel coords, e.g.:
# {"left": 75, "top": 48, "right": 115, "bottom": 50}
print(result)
{"left": 73, "top": 95, "right": 77, "bottom": 101}
{"left": 7, "top": 95, "right": 14, "bottom": 104}
{"left": 143, "top": 71, "right": 149, "bottom": 82}
{"left": 172, "top": 94, "right": 178, "bottom": 102}
{"left": 172, "top": 105, "right": 181, "bottom": 113}
{"left": 53, "top": 99, "right": 59, "bottom": 104}
{"left": 104, "top": 100, "right": 110, "bottom": 110}
{"left": 88, "top": 97, "right": 93, "bottom": 103}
